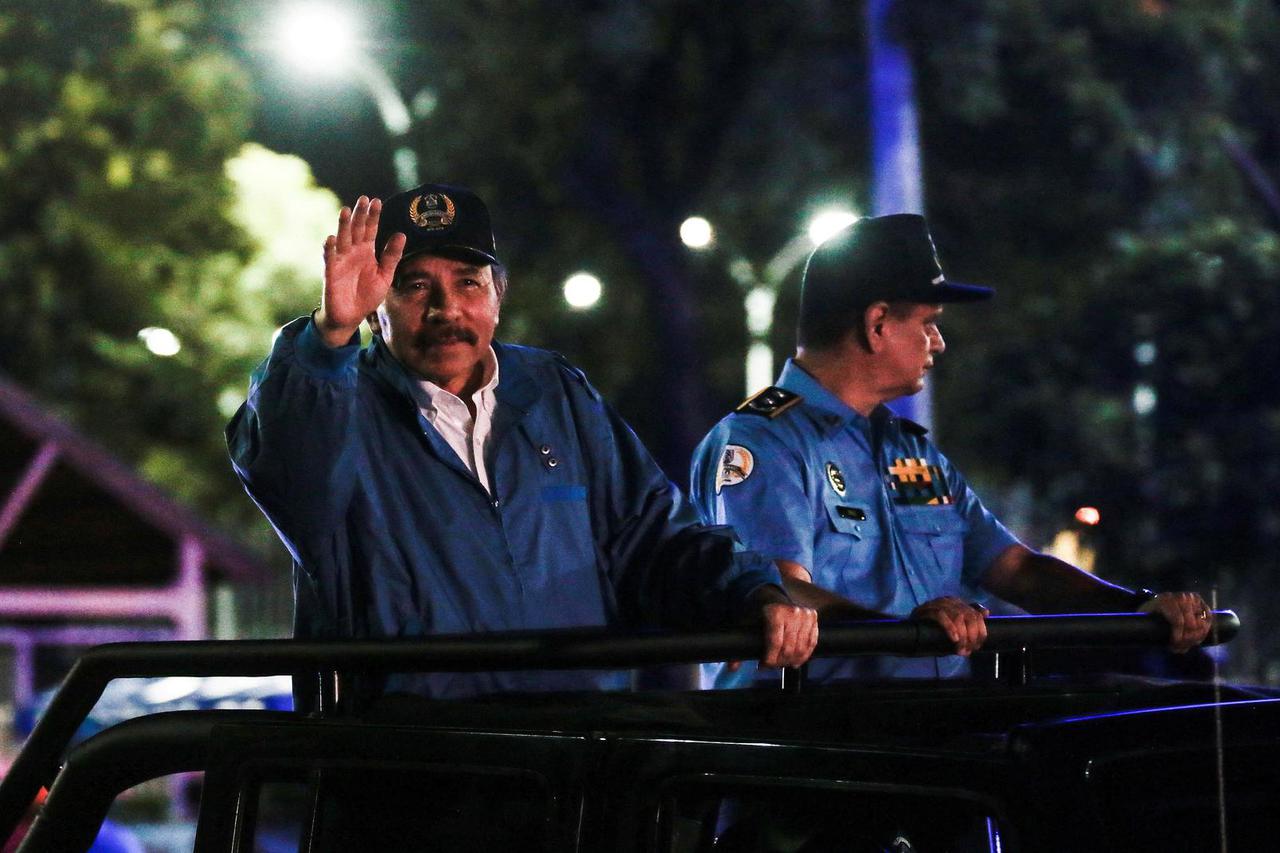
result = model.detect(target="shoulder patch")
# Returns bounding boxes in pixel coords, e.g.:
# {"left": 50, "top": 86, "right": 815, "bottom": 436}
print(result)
{"left": 715, "top": 445, "right": 755, "bottom": 494}
{"left": 899, "top": 416, "right": 929, "bottom": 436}
{"left": 735, "top": 386, "right": 802, "bottom": 419}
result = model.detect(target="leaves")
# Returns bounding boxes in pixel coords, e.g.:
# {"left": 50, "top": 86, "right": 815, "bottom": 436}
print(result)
{"left": 908, "top": 1, "right": 1280, "bottom": 629}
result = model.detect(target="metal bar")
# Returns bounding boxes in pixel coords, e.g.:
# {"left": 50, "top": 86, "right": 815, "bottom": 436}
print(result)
{"left": 0, "top": 611, "right": 1244, "bottom": 681}
{"left": 781, "top": 664, "right": 806, "bottom": 694}
{"left": 0, "top": 660, "right": 108, "bottom": 838}
{"left": 174, "top": 536, "right": 207, "bottom": 640}
{"left": 0, "top": 611, "right": 1239, "bottom": 839}
{"left": 0, "top": 440, "right": 60, "bottom": 551}
{"left": 0, "top": 588, "right": 195, "bottom": 620}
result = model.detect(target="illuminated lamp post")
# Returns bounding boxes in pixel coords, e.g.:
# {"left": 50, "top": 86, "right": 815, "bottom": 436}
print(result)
{"left": 681, "top": 209, "right": 859, "bottom": 398}
{"left": 274, "top": 3, "right": 422, "bottom": 189}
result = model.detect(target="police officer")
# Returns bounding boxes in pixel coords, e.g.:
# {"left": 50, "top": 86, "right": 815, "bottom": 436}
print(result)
{"left": 227, "top": 184, "right": 816, "bottom": 699}
{"left": 690, "top": 213, "right": 1211, "bottom": 686}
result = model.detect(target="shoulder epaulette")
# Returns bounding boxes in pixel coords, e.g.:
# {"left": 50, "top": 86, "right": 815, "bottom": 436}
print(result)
{"left": 735, "top": 386, "right": 803, "bottom": 419}
{"left": 899, "top": 417, "right": 930, "bottom": 436}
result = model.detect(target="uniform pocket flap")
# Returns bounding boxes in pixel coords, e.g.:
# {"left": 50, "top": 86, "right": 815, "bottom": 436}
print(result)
{"left": 896, "top": 507, "right": 968, "bottom": 536}
{"left": 824, "top": 502, "right": 875, "bottom": 538}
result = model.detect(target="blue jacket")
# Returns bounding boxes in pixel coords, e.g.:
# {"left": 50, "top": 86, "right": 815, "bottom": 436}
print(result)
{"left": 691, "top": 359, "right": 1020, "bottom": 685}
{"left": 227, "top": 317, "right": 780, "bottom": 697}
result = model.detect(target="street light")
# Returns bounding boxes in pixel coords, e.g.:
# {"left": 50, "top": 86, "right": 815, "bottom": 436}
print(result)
{"left": 138, "top": 327, "right": 181, "bottom": 357}
{"left": 563, "top": 272, "right": 603, "bottom": 310}
{"left": 807, "top": 209, "right": 860, "bottom": 246}
{"left": 272, "top": 4, "right": 420, "bottom": 189}
{"left": 689, "top": 207, "right": 858, "bottom": 396}
{"left": 276, "top": 4, "right": 358, "bottom": 74}
{"left": 679, "top": 216, "right": 715, "bottom": 250}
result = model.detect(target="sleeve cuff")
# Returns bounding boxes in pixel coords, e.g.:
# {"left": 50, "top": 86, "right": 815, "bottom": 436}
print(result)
{"left": 291, "top": 314, "right": 362, "bottom": 379}
{"left": 723, "top": 552, "right": 786, "bottom": 618}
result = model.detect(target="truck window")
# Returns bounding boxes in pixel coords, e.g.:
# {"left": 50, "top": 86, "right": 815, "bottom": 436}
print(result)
{"left": 237, "top": 764, "right": 554, "bottom": 853}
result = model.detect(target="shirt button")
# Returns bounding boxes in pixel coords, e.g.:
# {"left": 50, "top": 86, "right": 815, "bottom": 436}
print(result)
{"left": 547, "top": 457, "right": 559, "bottom": 468}
{"left": 854, "top": 524, "right": 862, "bottom": 533}
{"left": 539, "top": 444, "right": 552, "bottom": 455}
{"left": 492, "top": 498, "right": 501, "bottom": 509}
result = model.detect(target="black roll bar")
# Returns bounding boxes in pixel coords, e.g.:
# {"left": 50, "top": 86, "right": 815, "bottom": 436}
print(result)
{"left": 0, "top": 611, "right": 1238, "bottom": 840}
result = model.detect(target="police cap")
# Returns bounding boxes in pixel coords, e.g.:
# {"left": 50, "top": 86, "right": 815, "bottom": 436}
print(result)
{"left": 799, "top": 214, "right": 993, "bottom": 321}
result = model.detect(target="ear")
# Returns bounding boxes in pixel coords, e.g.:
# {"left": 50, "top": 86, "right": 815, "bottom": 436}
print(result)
{"left": 864, "top": 302, "right": 891, "bottom": 352}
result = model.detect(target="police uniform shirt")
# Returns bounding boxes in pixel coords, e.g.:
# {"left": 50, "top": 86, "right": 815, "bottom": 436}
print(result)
{"left": 691, "top": 358, "right": 1021, "bottom": 684}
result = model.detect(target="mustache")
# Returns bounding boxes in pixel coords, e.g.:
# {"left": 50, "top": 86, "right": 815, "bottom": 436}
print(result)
{"left": 415, "top": 326, "right": 478, "bottom": 347}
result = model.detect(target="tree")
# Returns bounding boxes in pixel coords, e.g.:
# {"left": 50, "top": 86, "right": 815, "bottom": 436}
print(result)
{"left": 0, "top": 1, "right": 332, "bottom": 553}
{"left": 902, "top": 0, "right": 1280, "bottom": 677}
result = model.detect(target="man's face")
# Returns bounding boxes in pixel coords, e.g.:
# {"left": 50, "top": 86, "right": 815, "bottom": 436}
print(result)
{"left": 879, "top": 303, "right": 946, "bottom": 397}
{"left": 371, "top": 254, "right": 500, "bottom": 392}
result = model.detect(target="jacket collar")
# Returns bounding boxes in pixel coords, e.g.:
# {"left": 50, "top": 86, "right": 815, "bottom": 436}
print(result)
{"left": 491, "top": 342, "right": 542, "bottom": 414}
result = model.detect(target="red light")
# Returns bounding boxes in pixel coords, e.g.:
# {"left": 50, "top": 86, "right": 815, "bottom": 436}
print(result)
{"left": 1074, "top": 506, "right": 1101, "bottom": 526}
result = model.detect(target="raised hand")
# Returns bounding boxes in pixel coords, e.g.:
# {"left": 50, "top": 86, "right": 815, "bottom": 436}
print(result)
{"left": 315, "top": 196, "right": 407, "bottom": 348}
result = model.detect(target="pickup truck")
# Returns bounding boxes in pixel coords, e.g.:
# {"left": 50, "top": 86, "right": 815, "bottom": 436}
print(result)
{"left": 1, "top": 611, "right": 1275, "bottom": 852}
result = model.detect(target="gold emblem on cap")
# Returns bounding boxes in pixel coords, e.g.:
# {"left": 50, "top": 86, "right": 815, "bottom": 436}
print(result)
{"left": 408, "top": 193, "right": 456, "bottom": 231}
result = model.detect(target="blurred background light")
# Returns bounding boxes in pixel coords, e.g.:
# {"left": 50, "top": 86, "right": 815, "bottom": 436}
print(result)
{"left": 807, "top": 209, "right": 860, "bottom": 246}
{"left": 138, "top": 327, "right": 181, "bottom": 357}
{"left": 141, "top": 676, "right": 201, "bottom": 705}
{"left": 563, "top": 272, "right": 603, "bottom": 310}
{"left": 411, "top": 88, "right": 440, "bottom": 120}
{"left": 744, "top": 287, "right": 775, "bottom": 336}
{"left": 1132, "top": 383, "right": 1157, "bottom": 415}
{"left": 679, "top": 216, "right": 715, "bottom": 250}
{"left": 1074, "top": 506, "right": 1101, "bottom": 526}
{"left": 276, "top": 4, "right": 358, "bottom": 75}
{"left": 1133, "top": 341, "right": 1157, "bottom": 365}
{"left": 745, "top": 342, "right": 774, "bottom": 395}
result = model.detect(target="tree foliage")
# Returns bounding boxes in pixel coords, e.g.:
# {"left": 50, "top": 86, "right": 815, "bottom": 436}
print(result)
{"left": 0, "top": 1, "right": 330, "bottom": 550}
{"left": 903, "top": 0, "right": 1280, "bottom": 674}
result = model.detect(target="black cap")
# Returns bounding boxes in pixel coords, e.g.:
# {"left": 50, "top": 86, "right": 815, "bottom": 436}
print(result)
{"left": 375, "top": 182, "right": 499, "bottom": 266}
{"left": 800, "top": 214, "right": 993, "bottom": 314}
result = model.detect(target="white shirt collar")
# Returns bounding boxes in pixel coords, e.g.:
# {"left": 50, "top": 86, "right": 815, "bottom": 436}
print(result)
{"left": 411, "top": 347, "right": 500, "bottom": 413}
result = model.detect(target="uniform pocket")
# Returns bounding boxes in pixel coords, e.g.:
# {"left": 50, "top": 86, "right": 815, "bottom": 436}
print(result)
{"left": 822, "top": 502, "right": 883, "bottom": 593}
{"left": 896, "top": 507, "right": 969, "bottom": 591}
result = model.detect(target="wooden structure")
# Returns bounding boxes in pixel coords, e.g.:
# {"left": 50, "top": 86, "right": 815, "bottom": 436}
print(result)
{"left": 0, "top": 374, "right": 270, "bottom": 710}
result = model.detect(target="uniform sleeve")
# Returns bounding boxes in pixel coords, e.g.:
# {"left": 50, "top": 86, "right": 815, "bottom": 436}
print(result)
{"left": 943, "top": 458, "right": 1022, "bottom": 587}
{"left": 555, "top": 361, "right": 783, "bottom": 629}
{"left": 225, "top": 315, "right": 363, "bottom": 547}
{"left": 690, "top": 423, "right": 815, "bottom": 571}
